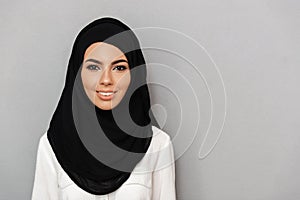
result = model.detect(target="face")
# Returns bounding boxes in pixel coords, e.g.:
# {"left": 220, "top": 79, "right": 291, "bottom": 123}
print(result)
{"left": 81, "top": 42, "right": 131, "bottom": 110}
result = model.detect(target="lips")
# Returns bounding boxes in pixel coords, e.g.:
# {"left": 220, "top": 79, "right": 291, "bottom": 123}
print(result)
{"left": 96, "top": 90, "right": 117, "bottom": 100}
{"left": 98, "top": 91, "right": 115, "bottom": 96}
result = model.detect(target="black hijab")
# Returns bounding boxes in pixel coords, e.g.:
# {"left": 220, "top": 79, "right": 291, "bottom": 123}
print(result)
{"left": 46, "top": 17, "right": 159, "bottom": 195}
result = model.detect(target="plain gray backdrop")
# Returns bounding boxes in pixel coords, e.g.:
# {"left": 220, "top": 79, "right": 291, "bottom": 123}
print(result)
{"left": 1, "top": 0, "right": 299, "bottom": 199}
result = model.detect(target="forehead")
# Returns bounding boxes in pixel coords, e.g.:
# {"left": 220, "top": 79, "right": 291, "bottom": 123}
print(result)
{"left": 84, "top": 42, "right": 126, "bottom": 60}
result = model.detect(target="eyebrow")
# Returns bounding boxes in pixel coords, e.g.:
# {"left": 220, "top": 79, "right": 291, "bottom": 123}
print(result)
{"left": 85, "top": 58, "right": 128, "bottom": 65}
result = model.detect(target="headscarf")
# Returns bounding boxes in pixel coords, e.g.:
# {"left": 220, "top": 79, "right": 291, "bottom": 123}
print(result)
{"left": 46, "top": 17, "right": 159, "bottom": 195}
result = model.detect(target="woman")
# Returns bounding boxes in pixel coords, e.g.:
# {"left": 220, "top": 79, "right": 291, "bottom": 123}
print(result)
{"left": 31, "top": 17, "right": 176, "bottom": 200}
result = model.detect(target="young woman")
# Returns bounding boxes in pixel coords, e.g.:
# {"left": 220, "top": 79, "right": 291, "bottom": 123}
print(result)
{"left": 31, "top": 17, "right": 176, "bottom": 200}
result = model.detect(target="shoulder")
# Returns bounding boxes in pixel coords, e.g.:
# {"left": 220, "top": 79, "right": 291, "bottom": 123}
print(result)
{"left": 150, "top": 125, "right": 172, "bottom": 152}
{"left": 37, "top": 133, "right": 49, "bottom": 152}
{"left": 36, "top": 132, "right": 60, "bottom": 172}
{"left": 37, "top": 133, "right": 53, "bottom": 155}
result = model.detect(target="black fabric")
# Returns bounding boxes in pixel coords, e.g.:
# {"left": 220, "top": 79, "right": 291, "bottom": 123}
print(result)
{"left": 46, "top": 17, "right": 159, "bottom": 195}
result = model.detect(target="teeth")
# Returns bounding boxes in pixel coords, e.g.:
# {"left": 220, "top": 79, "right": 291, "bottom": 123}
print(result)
{"left": 99, "top": 92, "right": 114, "bottom": 96}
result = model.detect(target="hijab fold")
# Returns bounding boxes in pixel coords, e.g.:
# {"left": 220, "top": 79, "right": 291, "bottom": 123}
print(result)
{"left": 47, "top": 17, "right": 159, "bottom": 195}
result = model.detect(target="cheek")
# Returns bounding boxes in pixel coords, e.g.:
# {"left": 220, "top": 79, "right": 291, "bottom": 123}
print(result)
{"left": 116, "top": 73, "right": 131, "bottom": 90}
{"left": 81, "top": 71, "right": 98, "bottom": 90}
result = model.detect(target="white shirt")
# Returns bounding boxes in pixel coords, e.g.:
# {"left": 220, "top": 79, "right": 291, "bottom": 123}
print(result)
{"left": 31, "top": 126, "right": 176, "bottom": 200}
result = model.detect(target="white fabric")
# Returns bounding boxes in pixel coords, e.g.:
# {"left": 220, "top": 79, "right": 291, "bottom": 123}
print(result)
{"left": 31, "top": 126, "right": 176, "bottom": 200}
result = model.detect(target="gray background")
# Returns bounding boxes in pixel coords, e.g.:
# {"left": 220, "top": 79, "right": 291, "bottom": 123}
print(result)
{"left": 1, "top": 0, "right": 299, "bottom": 199}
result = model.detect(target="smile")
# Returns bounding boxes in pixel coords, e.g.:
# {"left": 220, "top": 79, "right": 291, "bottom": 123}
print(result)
{"left": 96, "top": 91, "right": 117, "bottom": 101}
{"left": 98, "top": 91, "right": 115, "bottom": 96}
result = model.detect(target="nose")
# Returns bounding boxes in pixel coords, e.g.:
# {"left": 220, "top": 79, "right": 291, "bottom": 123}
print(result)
{"left": 98, "top": 68, "right": 113, "bottom": 86}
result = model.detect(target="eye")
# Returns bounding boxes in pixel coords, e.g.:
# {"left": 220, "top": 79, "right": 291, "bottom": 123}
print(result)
{"left": 113, "top": 65, "right": 128, "bottom": 71}
{"left": 86, "top": 65, "right": 100, "bottom": 71}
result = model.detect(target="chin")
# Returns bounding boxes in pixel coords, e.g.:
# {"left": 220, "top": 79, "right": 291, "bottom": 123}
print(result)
{"left": 98, "top": 106, "right": 112, "bottom": 110}
{"left": 95, "top": 102, "right": 116, "bottom": 110}
{"left": 94, "top": 103, "right": 111, "bottom": 110}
